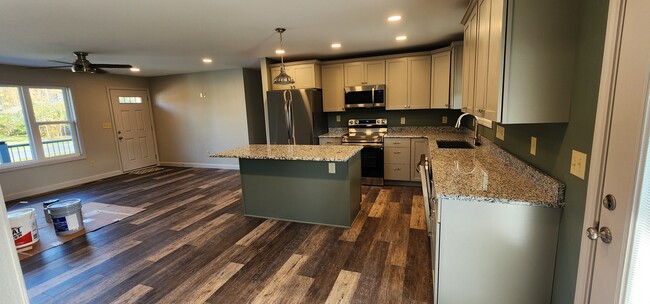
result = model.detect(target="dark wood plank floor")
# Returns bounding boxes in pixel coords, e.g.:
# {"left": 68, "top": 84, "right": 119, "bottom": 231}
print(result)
{"left": 10, "top": 167, "right": 433, "bottom": 303}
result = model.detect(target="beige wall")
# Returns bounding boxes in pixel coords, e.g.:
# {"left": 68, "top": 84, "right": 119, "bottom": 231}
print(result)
{"left": 148, "top": 69, "right": 252, "bottom": 169}
{"left": 0, "top": 64, "right": 149, "bottom": 201}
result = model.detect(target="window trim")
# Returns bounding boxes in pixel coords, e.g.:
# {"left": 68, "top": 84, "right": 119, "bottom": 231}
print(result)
{"left": 0, "top": 84, "right": 83, "bottom": 168}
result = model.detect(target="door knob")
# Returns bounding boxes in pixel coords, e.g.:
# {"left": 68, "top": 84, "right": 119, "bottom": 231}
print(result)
{"left": 586, "top": 226, "right": 612, "bottom": 243}
{"left": 118, "top": 136, "right": 123, "bottom": 140}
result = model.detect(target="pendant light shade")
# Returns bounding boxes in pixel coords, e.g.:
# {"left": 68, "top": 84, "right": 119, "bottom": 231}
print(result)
{"left": 272, "top": 28, "right": 295, "bottom": 85}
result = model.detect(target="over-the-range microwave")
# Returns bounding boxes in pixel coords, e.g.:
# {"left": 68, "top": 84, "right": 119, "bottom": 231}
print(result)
{"left": 344, "top": 84, "right": 386, "bottom": 109}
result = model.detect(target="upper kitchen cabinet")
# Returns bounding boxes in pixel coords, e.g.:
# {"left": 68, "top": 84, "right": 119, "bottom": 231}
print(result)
{"left": 344, "top": 60, "right": 386, "bottom": 86}
{"left": 461, "top": 0, "right": 578, "bottom": 123}
{"left": 321, "top": 64, "right": 345, "bottom": 112}
{"left": 431, "top": 49, "right": 451, "bottom": 109}
{"left": 386, "top": 55, "right": 431, "bottom": 110}
{"left": 269, "top": 61, "right": 322, "bottom": 90}
{"left": 449, "top": 42, "right": 464, "bottom": 110}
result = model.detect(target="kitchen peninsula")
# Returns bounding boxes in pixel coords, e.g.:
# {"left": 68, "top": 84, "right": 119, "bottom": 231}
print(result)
{"left": 211, "top": 144, "right": 362, "bottom": 227}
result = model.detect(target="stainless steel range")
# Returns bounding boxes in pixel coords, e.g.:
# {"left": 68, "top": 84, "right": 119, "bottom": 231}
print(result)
{"left": 341, "top": 119, "right": 387, "bottom": 185}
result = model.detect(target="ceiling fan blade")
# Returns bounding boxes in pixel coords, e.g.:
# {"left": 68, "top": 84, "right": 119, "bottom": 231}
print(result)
{"left": 93, "top": 68, "right": 108, "bottom": 74}
{"left": 91, "top": 64, "right": 132, "bottom": 69}
{"left": 49, "top": 60, "right": 73, "bottom": 64}
{"left": 28, "top": 65, "right": 71, "bottom": 69}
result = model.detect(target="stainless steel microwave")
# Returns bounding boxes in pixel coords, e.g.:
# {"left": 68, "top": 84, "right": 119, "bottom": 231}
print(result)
{"left": 344, "top": 84, "right": 386, "bottom": 109}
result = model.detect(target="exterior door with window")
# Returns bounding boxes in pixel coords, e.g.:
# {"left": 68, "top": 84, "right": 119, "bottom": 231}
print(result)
{"left": 109, "top": 89, "right": 157, "bottom": 172}
{"left": 583, "top": 0, "right": 650, "bottom": 302}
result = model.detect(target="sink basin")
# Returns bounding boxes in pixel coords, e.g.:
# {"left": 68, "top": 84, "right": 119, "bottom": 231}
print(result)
{"left": 436, "top": 140, "right": 474, "bottom": 149}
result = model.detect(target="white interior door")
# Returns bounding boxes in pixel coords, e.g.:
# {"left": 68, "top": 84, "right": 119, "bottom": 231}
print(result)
{"left": 587, "top": 0, "right": 650, "bottom": 302}
{"left": 109, "top": 89, "right": 158, "bottom": 172}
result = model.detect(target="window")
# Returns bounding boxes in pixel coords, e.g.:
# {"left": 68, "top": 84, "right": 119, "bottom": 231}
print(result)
{"left": 118, "top": 96, "right": 143, "bottom": 104}
{"left": 0, "top": 85, "right": 81, "bottom": 167}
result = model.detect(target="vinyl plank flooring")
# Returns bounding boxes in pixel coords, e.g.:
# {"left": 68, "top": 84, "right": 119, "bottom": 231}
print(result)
{"left": 13, "top": 167, "right": 433, "bottom": 304}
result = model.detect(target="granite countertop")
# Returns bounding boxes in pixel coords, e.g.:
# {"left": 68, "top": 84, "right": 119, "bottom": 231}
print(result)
{"left": 387, "top": 127, "right": 565, "bottom": 208}
{"left": 210, "top": 144, "right": 363, "bottom": 162}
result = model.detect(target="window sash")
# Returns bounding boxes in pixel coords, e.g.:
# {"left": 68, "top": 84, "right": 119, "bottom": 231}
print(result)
{"left": 0, "top": 85, "right": 81, "bottom": 166}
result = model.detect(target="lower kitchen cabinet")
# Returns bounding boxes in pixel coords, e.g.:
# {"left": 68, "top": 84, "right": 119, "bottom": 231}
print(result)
{"left": 384, "top": 137, "right": 428, "bottom": 182}
{"left": 436, "top": 198, "right": 560, "bottom": 304}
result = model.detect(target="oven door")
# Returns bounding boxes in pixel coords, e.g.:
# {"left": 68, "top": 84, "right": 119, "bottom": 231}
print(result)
{"left": 342, "top": 142, "right": 384, "bottom": 185}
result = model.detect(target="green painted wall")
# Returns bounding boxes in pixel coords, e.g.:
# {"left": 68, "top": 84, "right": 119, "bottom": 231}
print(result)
{"left": 474, "top": 1, "right": 609, "bottom": 302}
{"left": 327, "top": 109, "right": 463, "bottom": 127}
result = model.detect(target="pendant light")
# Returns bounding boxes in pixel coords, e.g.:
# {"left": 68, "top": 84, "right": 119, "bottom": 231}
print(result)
{"left": 272, "top": 27, "right": 295, "bottom": 85}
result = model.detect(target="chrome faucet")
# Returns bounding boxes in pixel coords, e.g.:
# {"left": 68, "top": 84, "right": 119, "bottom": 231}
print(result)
{"left": 455, "top": 113, "right": 482, "bottom": 146}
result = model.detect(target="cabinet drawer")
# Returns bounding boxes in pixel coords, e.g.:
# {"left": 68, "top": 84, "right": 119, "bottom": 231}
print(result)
{"left": 319, "top": 137, "right": 342, "bottom": 145}
{"left": 384, "top": 163, "right": 411, "bottom": 181}
{"left": 384, "top": 147, "right": 410, "bottom": 164}
{"left": 384, "top": 137, "right": 410, "bottom": 147}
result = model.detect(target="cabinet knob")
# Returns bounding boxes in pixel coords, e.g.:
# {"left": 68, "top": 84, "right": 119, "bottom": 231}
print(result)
{"left": 394, "top": 151, "right": 401, "bottom": 154}
{"left": 404, "top": 105, "right": 408, "bottom": 108}
{"left": 394, "top": 168, "right": 401, "bottom": 171}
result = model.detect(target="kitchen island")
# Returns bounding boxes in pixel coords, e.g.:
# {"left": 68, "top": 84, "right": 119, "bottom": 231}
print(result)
{"left": 211, "top": 144, "right": 363, "bottom": 227}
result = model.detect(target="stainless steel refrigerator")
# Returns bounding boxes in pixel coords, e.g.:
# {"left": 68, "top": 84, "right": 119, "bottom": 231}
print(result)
{"left": 267, "top": 89, "right": 327, "bottom": 145}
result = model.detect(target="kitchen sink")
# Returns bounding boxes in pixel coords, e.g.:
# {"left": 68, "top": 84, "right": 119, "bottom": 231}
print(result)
{"left": 436, "top": 140, "right": 474, "bottom": 149}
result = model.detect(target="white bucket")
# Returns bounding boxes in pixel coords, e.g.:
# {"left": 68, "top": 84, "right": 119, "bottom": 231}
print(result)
{"left": 48, "top": 199, "right": 83, "bottom": 236}
{"left": 8, "top": 208, "right": 39, "bottom": 249}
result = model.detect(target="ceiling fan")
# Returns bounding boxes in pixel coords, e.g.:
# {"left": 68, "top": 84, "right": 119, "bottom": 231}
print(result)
{"left": 31, "top": 52, "right": 133, "bottom": 74}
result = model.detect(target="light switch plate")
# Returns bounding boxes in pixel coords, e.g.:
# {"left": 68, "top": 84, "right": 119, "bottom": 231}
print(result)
{"left": 336, "top": 115, "right": 341, "bottom": 122}
{"left": 400, "top": 117, "right": 406, "bottom": 125}
{"left": 102, "top": 122, "right": 112, "bottom": 129}
{"left": 442, "top": 116, "right": 448, "bottom": 124}
{"left": 570, "top": 150, "right": 588, "bottom": 179}
{"left": 496, "top": 125, "right": 505, "bottom": 141}
{"left": 530, "top": 136, "right": 537, "bottom": 156}
{"left": 328, "top": 163, "right": 336, "bottom": 174}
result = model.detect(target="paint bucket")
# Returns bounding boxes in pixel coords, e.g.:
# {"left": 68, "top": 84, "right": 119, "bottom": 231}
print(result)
{"left": 48, "top": 199, "right": 84, "bottom": 236}
{"left": 42, "top": 199, "right": 60, "bottom": 223}
{"left": 8, "top": 208, "right": 39, "bottom": 249}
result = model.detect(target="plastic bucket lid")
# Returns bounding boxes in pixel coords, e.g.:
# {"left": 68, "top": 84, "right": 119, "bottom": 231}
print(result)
{"left": 8, "top": 208, "right": 35, "bottom": 218}
{"left": 48, "top": 199, "right": 82, "bottom": 215}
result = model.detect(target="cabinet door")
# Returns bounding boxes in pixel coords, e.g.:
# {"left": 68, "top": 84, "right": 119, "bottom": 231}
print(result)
{"left": 344, "top": 62, "right": 364, "bottom": 86}
{"left": 462, "top": 8, "right": 478, "bottom": 114}
{"left": 364, "top": 60, "right": 386, "bottom": 85}
{"left": 408, "top": 56, "right": 432, "bottom": 109}
{"left": 411, "top": 138, "right": 429, "bottom": 181}
{"left": 484, "top": 0, "right": 505, "bottom": 122}
{"left": 474, "top": 0, "right": 491, "bottom": 117}
{"left": 321, "top": 64, "right": 345, "bottom": 112}
{"left": 270, "top": 66, "right": 294, "bottom": 90}
{"left": 293, "top": 64, "right": 317, "bottom": 89}
{"left": 386, "top": 58, "right": 408, "bottom": 110}
{"left": 431, "top": 51, "right": 452, "bottom": 109}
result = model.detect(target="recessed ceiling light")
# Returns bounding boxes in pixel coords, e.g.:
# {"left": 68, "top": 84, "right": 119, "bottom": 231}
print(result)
{"left": 331, "top": 43, "right": 342, "bottom": 49}
{"left": 395, "top": 35, "right": 407, "bottom": 41}
{"left": 130, "top": 67, "right": 140, "bottom": 72}
{"left": 275, "top": 49, "right": 285, "bottom": 54}
{"left": 202, "top": 58, "right": 213, "bottom": 63}
{"left": 388, "top": 15, "right": 402, "bottom": 22}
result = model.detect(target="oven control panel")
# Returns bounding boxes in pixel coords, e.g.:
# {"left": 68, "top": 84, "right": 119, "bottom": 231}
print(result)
{"left": 348, "top": 118, "right": 387, "bottom": 126}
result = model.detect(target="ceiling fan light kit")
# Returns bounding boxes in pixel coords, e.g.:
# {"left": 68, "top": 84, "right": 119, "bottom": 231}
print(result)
{"left": 272, "top": 27, "right": 295, "bottom": 86}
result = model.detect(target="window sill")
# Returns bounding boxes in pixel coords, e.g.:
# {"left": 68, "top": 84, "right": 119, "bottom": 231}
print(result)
{"left": 0, "top": 155, "right": 87, "bottom": 174}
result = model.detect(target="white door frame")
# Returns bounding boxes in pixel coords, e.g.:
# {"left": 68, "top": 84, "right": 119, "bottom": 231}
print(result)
{"left": 106, "top": 87, "right": 160, "bottom": 172}
{"left": 574, "top": 0, "right": 634, "bottom": 302}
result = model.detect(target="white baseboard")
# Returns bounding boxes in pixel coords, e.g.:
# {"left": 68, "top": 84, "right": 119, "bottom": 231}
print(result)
{"left": 160, "top": 161, "right": 240, "bottom": 170}
{"left": 4, "top": 170, "right": 123, "bottom": 201}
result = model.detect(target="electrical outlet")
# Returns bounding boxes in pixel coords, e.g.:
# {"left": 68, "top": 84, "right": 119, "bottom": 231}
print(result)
{"left": 102, "top": 122, "right": 112, "bottom": 129}
{"left": 328, "top": 163, "right": 336, "bottom": 174}
{"left": 442, "top": 116, "right": 448, "bottom": 124}
{"left": 89, "top": 160, "right": 96, "bottom": 167}
{"left": 570, "top": 150, "right": 588, "bottom": 179}
{"left": 400, "top": 117, "right": 406, "bottom": 125}
{"left": 530, "top": 136, "right": 537, "bottom": 156}
{"left": 336, "top": 115, "right": 341, "bottom": 122}
{"left": 496, "top": 125, "right": 505, "bottom": 141}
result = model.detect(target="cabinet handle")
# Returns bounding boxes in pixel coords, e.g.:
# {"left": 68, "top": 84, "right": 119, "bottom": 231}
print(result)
{"left": 393, "top": 168, "right": 401, "bottom": 171}
{"left": 394, "top": 151, "right": 401, "bottom": 154}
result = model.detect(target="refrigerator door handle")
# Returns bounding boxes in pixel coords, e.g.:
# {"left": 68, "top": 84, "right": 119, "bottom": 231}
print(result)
{"left": 283, "top": 90, "right": 295, "bottom": 144}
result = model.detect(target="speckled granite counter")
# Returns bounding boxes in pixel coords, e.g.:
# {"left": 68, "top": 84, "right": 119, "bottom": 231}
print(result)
{"left": 211, "top": 144, "right": 363, "bottom": 162}
{"left": 318, "top": 126, "right": 565, "bottom": 208}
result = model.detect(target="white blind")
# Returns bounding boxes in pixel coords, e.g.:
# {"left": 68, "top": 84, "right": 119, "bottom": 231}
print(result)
{"left": 624, "top": 134, "right": 650, "bottom": 304}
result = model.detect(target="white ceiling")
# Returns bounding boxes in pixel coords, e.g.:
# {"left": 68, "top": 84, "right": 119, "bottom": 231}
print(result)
{"left": 0, "top": 0, "right": 469, "bottom": 77}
